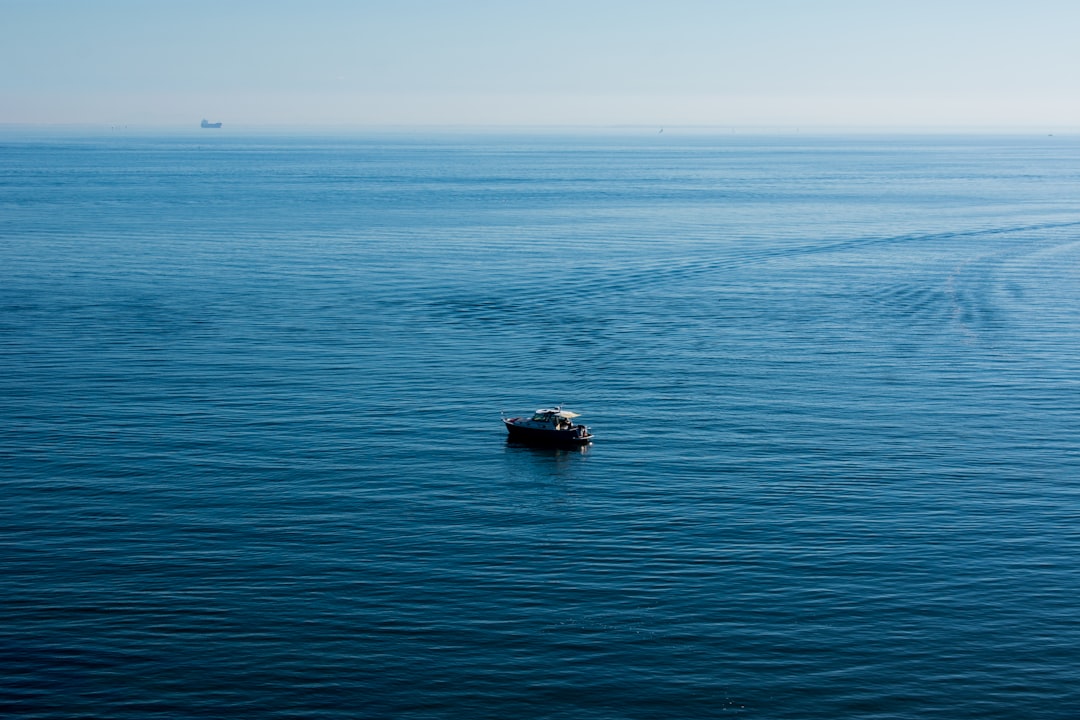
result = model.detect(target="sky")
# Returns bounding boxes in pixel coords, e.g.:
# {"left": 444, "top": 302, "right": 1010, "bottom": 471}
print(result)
{"left": 2, "top": 0, "right": 1079, "bottom": 128}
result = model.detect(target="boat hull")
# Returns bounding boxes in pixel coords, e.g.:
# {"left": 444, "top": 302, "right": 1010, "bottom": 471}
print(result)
{"left": 503, "top": 419, "right": 592, "bottom": 445}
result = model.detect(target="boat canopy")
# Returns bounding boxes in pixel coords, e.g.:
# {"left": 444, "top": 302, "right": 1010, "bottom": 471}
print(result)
{"left": 534, "top": 408, "right": 580, "bottom": 419}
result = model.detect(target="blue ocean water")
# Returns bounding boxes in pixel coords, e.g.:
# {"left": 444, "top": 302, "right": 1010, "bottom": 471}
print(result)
{"left": 2, "top": 129, "right": 1080, "bottom": 718}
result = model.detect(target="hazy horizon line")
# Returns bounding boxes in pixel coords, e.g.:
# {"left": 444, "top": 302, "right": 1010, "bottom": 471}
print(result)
{"left": 1, "top": 122, "right": 1076, "bottom": 135}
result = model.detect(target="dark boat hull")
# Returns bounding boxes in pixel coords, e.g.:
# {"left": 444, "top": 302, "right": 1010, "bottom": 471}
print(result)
{"left": 503, "top": 420, "right": 592, "bottom": 445}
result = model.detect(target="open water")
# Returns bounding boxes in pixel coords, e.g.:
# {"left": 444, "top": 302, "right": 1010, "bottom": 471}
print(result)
{"left": 2, "top": 129, "right": 1080, "bottom": 718}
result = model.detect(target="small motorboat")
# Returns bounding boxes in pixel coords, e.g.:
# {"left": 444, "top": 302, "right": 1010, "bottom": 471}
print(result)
{"left": 502, "top": 406, "right": 593, "bottom": 445}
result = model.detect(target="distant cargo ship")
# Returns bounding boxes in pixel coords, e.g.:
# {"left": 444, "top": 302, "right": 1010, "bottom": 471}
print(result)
{"left": 200, "top": 119, "right": 222, "bottom": 128}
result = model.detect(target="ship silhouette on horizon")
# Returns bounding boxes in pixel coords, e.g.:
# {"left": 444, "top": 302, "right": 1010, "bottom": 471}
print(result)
{"left": 200, "top": 119, "right": 222, "bottom": 129}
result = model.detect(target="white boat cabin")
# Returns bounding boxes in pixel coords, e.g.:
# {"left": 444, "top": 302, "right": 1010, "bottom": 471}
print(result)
{"left": 521, "top": 407, "right": 580, "bottom": 429}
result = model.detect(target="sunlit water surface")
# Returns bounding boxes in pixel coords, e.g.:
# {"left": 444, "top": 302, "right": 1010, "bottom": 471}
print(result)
{"left": 3, "top": 131, "right": 1080, "bottom": 718}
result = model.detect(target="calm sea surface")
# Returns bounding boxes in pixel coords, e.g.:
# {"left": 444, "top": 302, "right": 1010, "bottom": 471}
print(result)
{"left": 3, "top": 130, "right": 1080, "bottom": 718}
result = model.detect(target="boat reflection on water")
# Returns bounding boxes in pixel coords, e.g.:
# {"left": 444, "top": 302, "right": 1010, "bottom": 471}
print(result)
{"left": 503, "top": 435, "right": 590, "bottom": 488}
{"left": 504, "top": 437, "right": 591, "bottom": 456}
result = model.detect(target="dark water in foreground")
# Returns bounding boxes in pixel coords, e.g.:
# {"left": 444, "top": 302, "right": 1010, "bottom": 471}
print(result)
{"left": 3, "top": 130, "right": 1080, "bottom": 718}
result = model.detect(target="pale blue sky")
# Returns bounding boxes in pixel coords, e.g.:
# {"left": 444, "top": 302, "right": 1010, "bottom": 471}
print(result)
{"left": 3, "top": 0, "right": 1079, "bottom": 127}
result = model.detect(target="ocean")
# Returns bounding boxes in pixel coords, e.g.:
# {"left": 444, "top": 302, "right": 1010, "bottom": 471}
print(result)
{"left": 2, "top": 129, "right": 1079, "bottom": 718}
